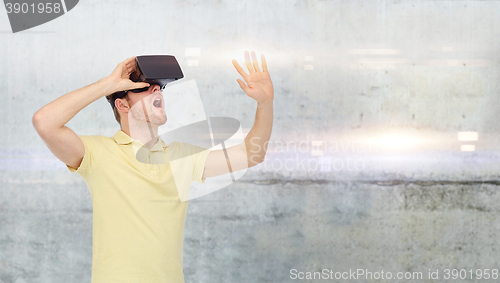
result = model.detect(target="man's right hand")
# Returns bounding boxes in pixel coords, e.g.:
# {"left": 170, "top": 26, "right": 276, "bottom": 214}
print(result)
{"left": 103, "top": 56, "right": 151, "bottom": 94}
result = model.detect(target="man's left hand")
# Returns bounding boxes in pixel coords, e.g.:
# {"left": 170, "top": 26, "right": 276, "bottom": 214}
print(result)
{"left": 232, "top": 51, "right": 274, "bottom": 104}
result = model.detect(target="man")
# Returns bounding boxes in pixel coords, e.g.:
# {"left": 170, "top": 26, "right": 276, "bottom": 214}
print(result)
{"left": 32, "top": 51, "right": 273, "bottom": 282}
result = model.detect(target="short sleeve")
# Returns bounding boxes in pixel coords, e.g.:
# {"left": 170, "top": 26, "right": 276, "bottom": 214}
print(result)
{"left": 66, "top": 135, "right": 101, "bottom": 177}
{"left": 169, "top": 142, "right": 210, "bottom": 183}
{"left": 192, "top": 146, "right": 211, "bottom": 183}
{"left": 165, "top": 142, "right": 211, "bottom": 202}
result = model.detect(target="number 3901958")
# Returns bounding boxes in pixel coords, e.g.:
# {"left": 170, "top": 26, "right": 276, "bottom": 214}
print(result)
{"left": 5, "top": 3, "right": 62, "bottom": 14}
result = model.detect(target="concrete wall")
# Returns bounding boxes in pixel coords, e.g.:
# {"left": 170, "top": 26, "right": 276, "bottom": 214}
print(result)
{"left": 1, "top": 0, "right": 500, "bottom": 282}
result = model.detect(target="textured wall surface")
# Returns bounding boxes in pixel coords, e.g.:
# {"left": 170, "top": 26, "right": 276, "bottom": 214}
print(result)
{"left": 1, "top": 0, "right": 500, "bottom": 282}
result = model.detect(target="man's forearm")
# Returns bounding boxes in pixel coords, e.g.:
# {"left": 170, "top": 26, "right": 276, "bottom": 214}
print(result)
{"left": 33, "top": 78, "right": 116, "bottom": 131}
{"left": 244, "top": 100, "right": 273, "bottom": 165}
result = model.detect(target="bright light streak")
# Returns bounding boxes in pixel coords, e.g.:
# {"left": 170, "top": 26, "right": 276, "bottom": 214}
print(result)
{"left": 369, "top": 136, "right": 425, "bottom": 151}
{"left": 348, "top": 49, "right": 400, "bottom": 55}
{"left": 311, "top": 141, "right": 324, "bottom": 156}
{"left": 461, "top": 145, "right": 475, "bottom": 152}
{"left": 351, "top": 58, "right": 408, "bottom": 69}
{"left": 458, "top": 131, "right": 478, "bottom": 141}
{"left": 422, "top": 59, "right": 488, "bottom": 67}
{"left": 356, "top": 130, "right": 430, "bottom": 152}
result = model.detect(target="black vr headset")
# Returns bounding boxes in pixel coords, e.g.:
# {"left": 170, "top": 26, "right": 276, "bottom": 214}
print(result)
{"left": 109, "top": 55, "right": 184, "bottom": 109}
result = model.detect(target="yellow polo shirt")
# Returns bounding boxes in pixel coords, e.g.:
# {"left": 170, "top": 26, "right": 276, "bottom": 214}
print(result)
{"left": 67, "top": 130, "right": 210, "bottom": 283}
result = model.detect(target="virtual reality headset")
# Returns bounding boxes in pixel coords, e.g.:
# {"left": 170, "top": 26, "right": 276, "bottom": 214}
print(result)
{"left": 109, "top": 55, "right": 184, "bottom": 109}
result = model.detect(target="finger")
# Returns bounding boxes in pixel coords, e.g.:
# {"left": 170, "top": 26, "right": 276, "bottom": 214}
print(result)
{"left": 125, "top": 64, "right": 134, "bottom": 73}
{"left": 121, "top": 64, "right": 134, "bottom": 76}
{"left": 125, "top": 59, "right": 139, "bottom": 72}
{"left": 232, "top": 59, "right": 249, "bottom": 80}
{"left": 125, "top": 63, "right": 135, "bottom": 70}
{"left": 125, "top": 67, "right": 134, "bottom": 76}
{"left": 134, "top": 82, "right": 150, "bottom": 88}
{"left": 244, "top": 50, "right": 254, "bottom": 74}
{"left": 125, "top": 62, "right": 139, "bottom": 75}
{"left": 123, "top": 56, "right": 136, "bottom": 65}
{"left": 125, "top": 61, "right": 137, "bottom": 70}
{"left": 251, "top": 51, "right": 260, "bottom": 72}
{"left": 236, "top": 79, "right": 249, "bottom": 92}
{"left": 261, "top": 54, "right": 268, "bottom": 72}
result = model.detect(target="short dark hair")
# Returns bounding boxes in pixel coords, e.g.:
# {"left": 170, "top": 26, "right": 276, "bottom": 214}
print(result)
{"left": 105, "top": 92, "right": 128, "bottom": 125}
{"left": 105, "top": 68, "right": 141, "bottom": 125}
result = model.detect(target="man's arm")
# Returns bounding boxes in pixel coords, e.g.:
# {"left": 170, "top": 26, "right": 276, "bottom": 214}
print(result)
{"left": 32, "top": 56, "right": 149, "bottom": 169}
{"left": 202, "top": 51, "right": 274, "bottom": 179}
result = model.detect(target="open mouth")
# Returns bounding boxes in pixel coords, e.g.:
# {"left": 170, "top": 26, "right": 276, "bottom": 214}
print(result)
{"left": 152, "top": 96, "right": 163, "bottom": 108}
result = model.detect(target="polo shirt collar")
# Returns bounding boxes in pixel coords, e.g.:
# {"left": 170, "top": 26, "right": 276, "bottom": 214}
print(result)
{"left": 113, "top": 130, "right": 168, "bottom": 150}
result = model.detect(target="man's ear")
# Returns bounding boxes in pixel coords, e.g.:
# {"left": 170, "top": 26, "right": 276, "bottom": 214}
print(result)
{"left": 115, "top": 98, "right": 130, "bottom": 113}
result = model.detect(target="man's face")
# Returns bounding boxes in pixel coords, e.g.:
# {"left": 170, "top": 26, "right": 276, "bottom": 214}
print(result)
{"left": 126, "top": 84, "right": 167, "bottom": 126}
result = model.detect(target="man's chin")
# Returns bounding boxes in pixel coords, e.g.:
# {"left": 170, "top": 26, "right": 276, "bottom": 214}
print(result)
{"left": 154, "top": 116, "right": 167, "bottom": 126}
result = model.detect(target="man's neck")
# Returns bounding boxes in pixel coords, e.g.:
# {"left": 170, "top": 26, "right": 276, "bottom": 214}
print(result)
{"left": 121, "top": 122, "right": 159, "bottom": 149}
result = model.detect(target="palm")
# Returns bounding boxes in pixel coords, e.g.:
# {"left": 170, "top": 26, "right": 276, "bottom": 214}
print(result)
{"left": 232, "top": 51, "right": 274, "bottom": 103}
{"left": 109, "top": 56, "right": 149, "bottom": 92}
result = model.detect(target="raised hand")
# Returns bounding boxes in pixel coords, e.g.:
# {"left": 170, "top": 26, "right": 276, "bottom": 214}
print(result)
{"left": 232, "top": 51, "right": 274, "bottom": 104}
{"left": 107, "top": 56, "right": 150, "bottom": 94}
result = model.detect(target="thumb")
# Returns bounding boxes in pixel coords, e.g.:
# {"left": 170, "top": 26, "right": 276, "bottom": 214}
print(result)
{"left": 237, "top": 79, "right": 248, "bottom": 91}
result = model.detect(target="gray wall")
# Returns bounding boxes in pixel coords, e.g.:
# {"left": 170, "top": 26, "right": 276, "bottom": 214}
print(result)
{"left": 1, "top": 0, "right": 500, "bottom": 282}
